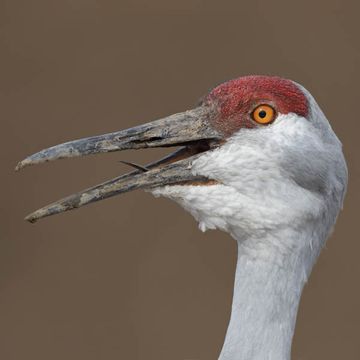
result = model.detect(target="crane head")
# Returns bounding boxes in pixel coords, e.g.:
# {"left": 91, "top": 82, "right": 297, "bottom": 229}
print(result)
{"left": 17, "top": 75, "right": 347, "bottom": 241}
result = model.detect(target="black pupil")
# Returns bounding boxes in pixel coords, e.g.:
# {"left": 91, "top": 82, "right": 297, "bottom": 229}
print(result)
{"left": 259, "top": 110, "right": 267, "bottom": 118}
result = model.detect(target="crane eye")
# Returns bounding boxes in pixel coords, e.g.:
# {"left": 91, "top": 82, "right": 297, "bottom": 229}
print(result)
{"left": 252, "top": 105, "right": 276, "bottom": 124}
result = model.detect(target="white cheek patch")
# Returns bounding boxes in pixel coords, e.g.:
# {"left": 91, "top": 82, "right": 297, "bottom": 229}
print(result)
{"left": 150, "top": 114, "right": 328, "bottom": 240}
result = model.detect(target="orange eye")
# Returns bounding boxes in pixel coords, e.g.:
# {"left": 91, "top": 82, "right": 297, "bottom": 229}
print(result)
{"left": 252, "top": 105, "right": 276, "bottom": 124}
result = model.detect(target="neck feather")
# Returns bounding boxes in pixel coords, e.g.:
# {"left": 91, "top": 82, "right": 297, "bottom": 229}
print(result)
{"left": 218, "top": 229, "right": 320, "bottom": 360}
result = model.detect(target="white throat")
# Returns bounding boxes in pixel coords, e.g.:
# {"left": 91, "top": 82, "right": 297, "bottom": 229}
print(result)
{"left": 218, "top": 228, "right": 318, "bottom": 360}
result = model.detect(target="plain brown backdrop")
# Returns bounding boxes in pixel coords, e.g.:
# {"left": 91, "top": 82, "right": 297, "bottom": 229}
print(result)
{"left": 1, "top": 1, "right": 359, "bottom": 359}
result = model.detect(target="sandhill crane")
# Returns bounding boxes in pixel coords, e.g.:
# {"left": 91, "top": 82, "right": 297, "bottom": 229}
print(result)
{"left": 16, "top": 75, "right": 348, "bottom": 360}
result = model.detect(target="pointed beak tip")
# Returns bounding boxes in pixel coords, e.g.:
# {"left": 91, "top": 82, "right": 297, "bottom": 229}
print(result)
{"left": 25, "top": 213, "right": 38, "bottom": 224}
{"left": 15, "top": 159, "right": 29, "bottom": 172}
{"left": 15, "top": 163, "right": 23, "bottom": 172}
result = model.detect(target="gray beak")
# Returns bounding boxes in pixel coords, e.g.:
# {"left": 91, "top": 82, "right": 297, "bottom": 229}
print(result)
{"left": 16, "top": 106, "right": 221, "bottom": 223}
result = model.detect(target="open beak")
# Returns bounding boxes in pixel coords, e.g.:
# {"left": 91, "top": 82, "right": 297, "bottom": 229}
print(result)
{"left": 16, "top": 106, "right": 222, "bottom": 223}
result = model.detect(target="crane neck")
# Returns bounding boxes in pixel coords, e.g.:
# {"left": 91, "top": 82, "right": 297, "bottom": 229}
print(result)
{"left": 218, "top": 229, "right": 319, "bottom": 360}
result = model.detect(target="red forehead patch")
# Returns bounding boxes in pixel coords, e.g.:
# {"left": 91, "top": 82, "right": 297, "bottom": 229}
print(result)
{"left": 205, "top": 75, "right": 309, "bottom": 135}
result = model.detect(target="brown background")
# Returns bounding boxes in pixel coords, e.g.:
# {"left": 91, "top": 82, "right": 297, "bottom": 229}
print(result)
{"left": 1, "top": 1, "right": 359, "bottom": 359}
